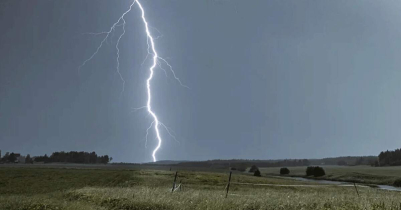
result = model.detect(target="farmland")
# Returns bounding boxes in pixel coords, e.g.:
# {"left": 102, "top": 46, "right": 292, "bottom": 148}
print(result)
{"left": 1, "top": 165, "right": 401, "bottom": 210}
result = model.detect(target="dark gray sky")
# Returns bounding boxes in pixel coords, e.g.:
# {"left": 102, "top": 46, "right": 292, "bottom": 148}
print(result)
{"left": 1, "top": 0, "right": 401, "bottom": 162}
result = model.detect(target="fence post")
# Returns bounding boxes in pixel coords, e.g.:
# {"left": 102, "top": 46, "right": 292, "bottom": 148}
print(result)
{"left": 353, "top": 182, "right": 360, "bottom": 197}
{"left": 225, "top": 171, "right": 232, "bottom": 198}
{"left": 172, "top": 171, "right": 178, "bottom": 192}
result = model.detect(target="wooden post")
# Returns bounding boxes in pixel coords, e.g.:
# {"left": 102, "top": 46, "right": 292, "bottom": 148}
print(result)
{"left": 225, "top": 171, "right": 232, "bottom": 198}
{"left": 172, "top": 171, "right": 178, "bottom": 192}
{"left": 353, "top": 182, "right": 360, "bottom": 197}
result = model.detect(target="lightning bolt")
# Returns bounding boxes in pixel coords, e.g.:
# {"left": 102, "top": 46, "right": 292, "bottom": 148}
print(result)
{"left": 79, "top": 0, "right": 186, "bottom": 162}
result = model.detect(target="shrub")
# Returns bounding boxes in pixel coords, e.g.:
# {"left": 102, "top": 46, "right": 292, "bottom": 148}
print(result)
{"left": 254, "top": 169, "right": 261, "bottom": 177}
{"left": 280, "top": 167, "right": 290, "bottom": 175}
{"left": 394, "top": 178, "right": 401, "bottom": 187}
{"left": 305, "top": 166, "right": 326, "bottom": 177}
{"left": 306, "top": 166, "right": 314, "bottom": 176}
{"left": 313, "top": 166, "right": 325, "bottom": 177}
{"left": 249, "top": 165, "right": 259, "bottom": 173}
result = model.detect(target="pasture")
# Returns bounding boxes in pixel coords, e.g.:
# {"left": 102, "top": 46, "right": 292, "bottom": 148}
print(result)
{"left": 261, "top": 165, "right": 401, "bottom": 186}
{"left": 1, "top": 165, "right": 401, "bottom": 210}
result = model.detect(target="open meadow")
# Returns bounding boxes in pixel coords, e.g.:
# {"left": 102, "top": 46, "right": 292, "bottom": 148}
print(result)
{"left": 261, "top": 165, "right": 401, "bottom": 186}
{"left": 1, "top": 165, "right": 401, "bottom": 210}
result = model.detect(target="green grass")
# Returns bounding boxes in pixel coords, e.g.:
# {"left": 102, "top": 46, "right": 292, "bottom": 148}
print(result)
{"left": 1, "top": 166, "right": 401, "bottom": 209}
{"left": 260, "top": 165, "right": 401, "bottom": 185}
{"left": 0, "top": 167, "right": 135, "bottom": 194}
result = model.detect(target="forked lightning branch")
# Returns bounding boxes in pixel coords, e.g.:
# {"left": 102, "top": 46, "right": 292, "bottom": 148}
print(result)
{"left": 79, "top": 0, "right": 186, "bottom": 162}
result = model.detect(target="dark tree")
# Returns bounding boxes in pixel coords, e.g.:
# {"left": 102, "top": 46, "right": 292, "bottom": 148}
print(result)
{"left": 99, "top": 155, "right": 110, "bottom": 164}
{"left": 306, "top": 166, "right": 325, "bottom": 177}
{"left": 43, "top": 154, "right": 50, "bottom": 163}
{"left": 306, "top": 166, "right": 314, "bottom": 176}
{"left": 8, "top": 153, "right": 17, "bottom": 163}
{"left": 89, "top": 152, "right": 97, "bottom": 164}
{"left": 249, "top": 165, "right": 259, "bottom": 173}
{"left": 25, "top": 154, "right": 33, "bottom": 164}
{"left": 378, "top": 148, "right": 401, "bottom": 166}
{"left": 1, "top": 152, "right": 9, "bottom": 162}
{"left": 254, "top": 169, "right": 261, "bottom": 177}
{"left": 280, "top": 167, "right": 290, "bottom": 175}
{"left": 313, "top": 166, "right": 325, "bottom": 177}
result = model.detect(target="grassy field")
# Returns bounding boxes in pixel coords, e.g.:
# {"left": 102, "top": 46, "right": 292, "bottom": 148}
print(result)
{"left": 1, "top": 166, "right": 401, "bottom": 210}
{"left": 260, "top": 165, "right": 401, "bottom": 186}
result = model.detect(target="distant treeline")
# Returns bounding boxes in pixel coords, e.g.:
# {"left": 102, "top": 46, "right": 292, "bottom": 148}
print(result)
{"left": 378, "top": 148, "right": 401, "bottom": 166}
{"left": 0, "top": 152, "right": 24, "bottom": 163}
{"left": 34, "top": 151, "right": 111, "bottom": 164}
{"left": 309, "top": 156, "right": 377, "bottom": 166}
{"left": 0, "top": 151, "right": 111, "bottom": 164}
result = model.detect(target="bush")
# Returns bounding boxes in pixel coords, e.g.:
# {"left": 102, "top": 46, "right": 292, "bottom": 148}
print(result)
{"left": 394, "top": 178, "right": 401, "bottom": 187}
{"left": 306, "top": 166, "right": 314, "bottom": 176}
{"left": 280, "top": 167, "right": 290, "bottom": 175}
{"left": 313, "top": 166, "right": 325, "bottom": 177}
{"left": 254, "top": 169, "right": 261, "bottom": 177}
{"left": 249, "top": 165, "right": 259, "bottom": 173}
{"left": 305, "top": 166, "right": 326, "bottom": 177}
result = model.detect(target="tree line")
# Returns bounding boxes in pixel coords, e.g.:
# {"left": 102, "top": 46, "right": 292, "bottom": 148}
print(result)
{"left": 34, "top": 151, "right": 111, "bottom": 164}
{"left": 0, "top": 151, "right": 111, "bottom": 164}
{"left": 309, "top": 156, "right": 377, "bottom": 166}
{"left": 378, "top": 148, "right": 401, "bottom": 166}
{"left": 0, "top": 152, "right": 22, "bottom": 163}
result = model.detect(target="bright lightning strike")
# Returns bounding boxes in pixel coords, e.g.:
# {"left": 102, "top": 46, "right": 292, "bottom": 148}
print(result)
{"left": 135, "top": 0, "right": 165, "bottom": 163}
{"left": 80, "top": 0, "right": 187, "bottom": 162}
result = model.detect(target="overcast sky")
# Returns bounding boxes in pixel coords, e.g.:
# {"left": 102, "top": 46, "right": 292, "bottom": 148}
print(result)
{"left": 1, "top": 0, "right": 401, "bottom": 162}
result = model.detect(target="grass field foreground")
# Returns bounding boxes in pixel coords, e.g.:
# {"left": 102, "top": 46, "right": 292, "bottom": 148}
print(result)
{"left": 1, "top": 167, "right": 401, "bottom": 209}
